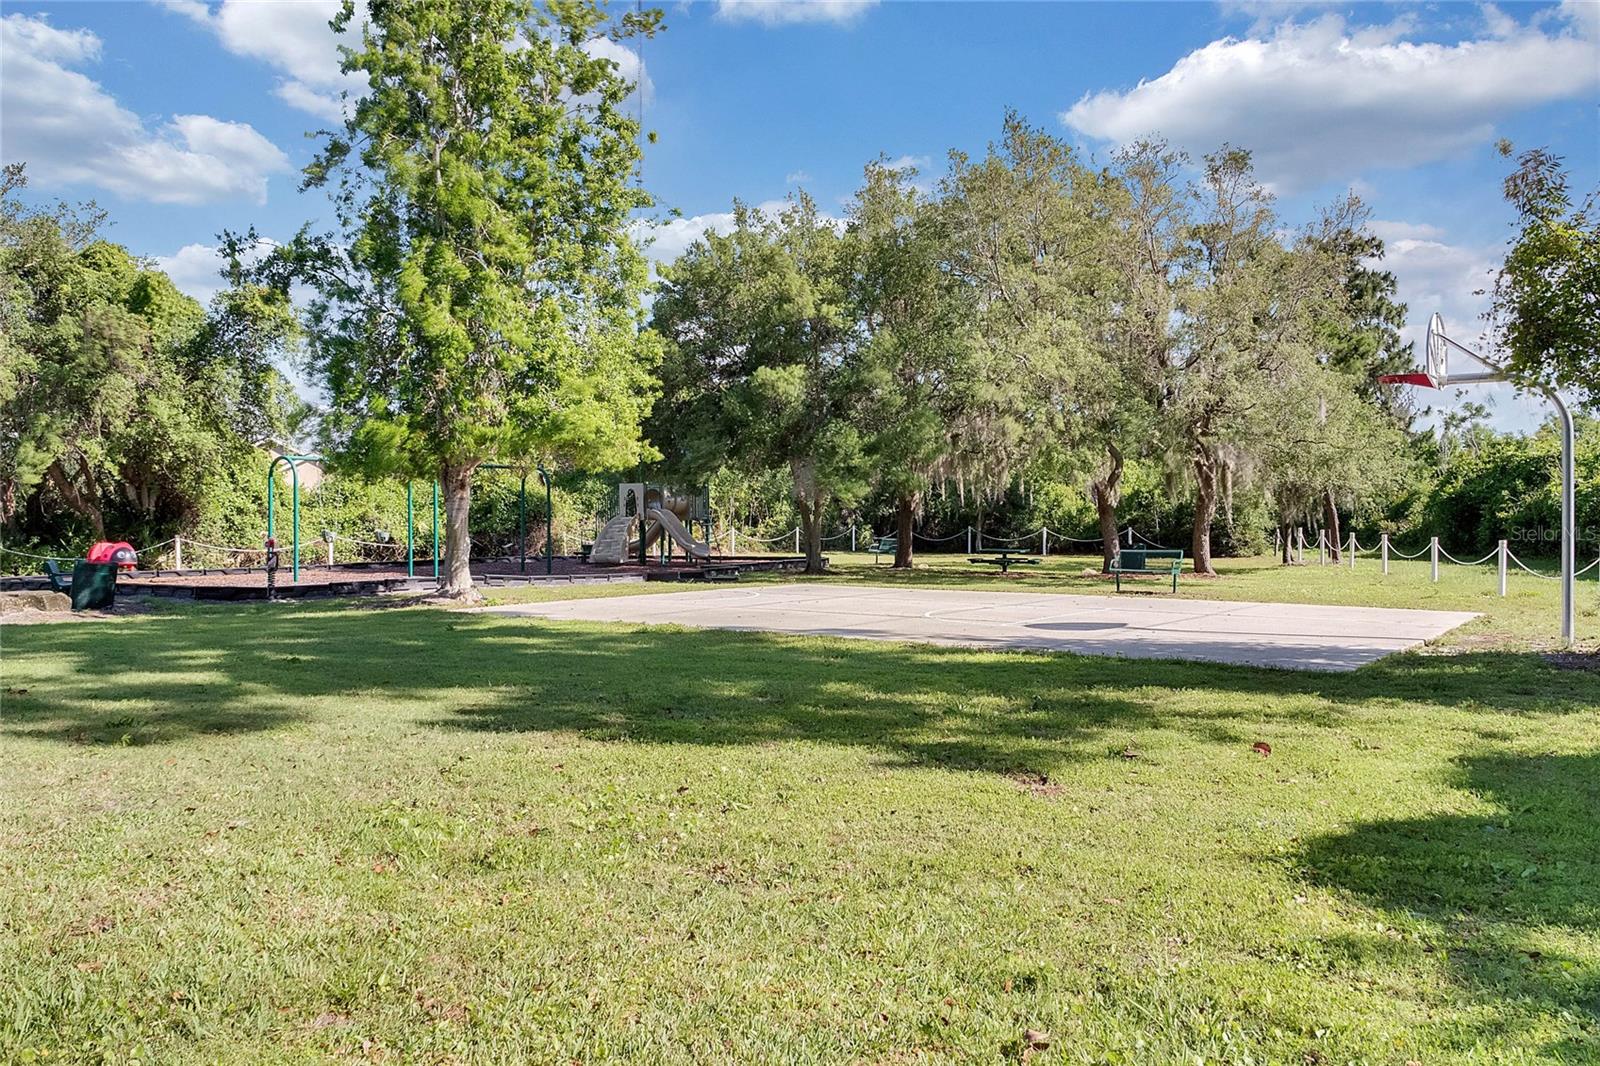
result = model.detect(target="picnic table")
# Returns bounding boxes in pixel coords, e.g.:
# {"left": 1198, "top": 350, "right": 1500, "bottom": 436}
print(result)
{"left": 967, "top": 547, "right": 1041, "bottom": 574}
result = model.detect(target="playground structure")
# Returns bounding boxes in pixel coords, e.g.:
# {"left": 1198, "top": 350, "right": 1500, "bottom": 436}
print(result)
{"left": 590, "top": 483, "right": 713, "bottom": 565}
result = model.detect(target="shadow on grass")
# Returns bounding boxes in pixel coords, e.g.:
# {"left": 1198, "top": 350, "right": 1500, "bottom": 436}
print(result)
{"left": 6, "top": 604, "right": 1596, "bottom": 1053}
{"left": 1297, "top": 751, "right": 1600, "bottom": 1059}
{"left": 2, "top": 603, "right": 1593, "bottom": 762}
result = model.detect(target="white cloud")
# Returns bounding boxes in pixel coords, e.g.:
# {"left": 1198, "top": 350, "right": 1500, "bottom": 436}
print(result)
{"left": 152, "top": 236, "right": 283, "bottom": 305}
{"left": 1062, "top": 9, "right": 1600, "bottom": 192}
{"left": 881, "top": 154, "right": 930, "bottom": 172}
{"left": 0, "top": 14, "right": 290, "bottom": 204}
{"left": 581, "top": 36, "right": 653, "bottom": 103}
{"left": 1368, "top": 219, "right": 1445, "bottom": 243}
{"left": 152, "top": 242, "right": 232, "bottom": 304}
{"left": 635, "top": 209, "right": 740, "bottom": 268}
{"left": 634, "top": 199, "right": 845, "bottom": 269}
{"left": 1377, "top": 231, "right": 1497, "bottom": 358}
{"left": 273, "top": 80, "right": 347, "bottom": 125}
{"left": 785, "top": 169, "right": 812, "bottom": 184}
{"left": 715, "top": 0, "right": 877, "bottom": 27}
{"left": 162, "top": 0, "right": 362, "bottom": 122}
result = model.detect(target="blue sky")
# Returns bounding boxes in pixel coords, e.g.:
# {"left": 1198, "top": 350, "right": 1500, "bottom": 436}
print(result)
{"left": 3, "top": 0, "right": 1597, "bottom": 428}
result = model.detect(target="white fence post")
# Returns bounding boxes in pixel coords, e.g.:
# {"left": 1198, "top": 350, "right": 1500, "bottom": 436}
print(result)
{"left": 327, "top": 539, "right": 335, "bottom": 566}
{"left": 731, "top": 529, "right": 737, "bottom": 555}
{"left": 1317, "top": 529, "right": 1326, "bottom": 565}
{"left": 794, "top": 528, "right": 800, "bottom": 554}
{"left": 1273, "top": 528, "right": 1281, "bottom": 557}
{"left": 967, "top": 526, "right": 973, "bottom": 553}
{"left": 1430, "top": 536, "right": 1440, "bottom": 582}
{"left": 1041, "top": 528, "right": 1049, "bottom": 556}
{"left": 1126, "top": 527, "right": 1134, "bottom": 547}
{"left": 1381, "top": 532, "right": 1389, "bottom": 575}
{"left": 1348, "top": 532, "right": 1356, "bottom": 570}
{"left": 1498, "top": 539, "right": 1508, "bottom": 596}
{"left": 851, "top": 523, "right": 857, "bottom": 552}
{"left": 173, "top": 535, "right": 183, "bottom": 571}
{"left": 1296, "top": 528, "right": 1305, "bottom": 564}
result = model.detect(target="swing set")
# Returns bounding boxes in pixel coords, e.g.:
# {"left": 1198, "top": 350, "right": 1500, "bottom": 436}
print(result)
{"left": 265, "top": 456, "right": 553, "bottom": 584}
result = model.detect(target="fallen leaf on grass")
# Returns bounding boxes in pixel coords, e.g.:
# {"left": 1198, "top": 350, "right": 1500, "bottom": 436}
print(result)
{"left": 1252, "top": 742, "right": 1272, "bottom": 757}
{"left": 1024, "top": 1028, "right": 1051, "bottom": 1049}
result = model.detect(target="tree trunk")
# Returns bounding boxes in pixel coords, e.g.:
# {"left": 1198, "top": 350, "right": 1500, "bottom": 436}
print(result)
{"left": 799, "top": 499, "right": 826, "bottom": 574}
{"left": 1322, "top": 489, "right": 1342, "bottom": 563}
{"left": 438, "top": 461, "right": 479, "bottom": 599}
{"left": 1191, "top": 445, "right": 1219, "bottom": 576}
{"left": 1091, "top": 441, "right": 1125, "bottom": 571}
{"left": 790, "top": 459, "right": 828, "bottom": 574}
{"left": 893, "top": 492, "right": 917, "bottom": 568}
{"left": 1279, "top": 522, "right": 1293, "bottom": 565}
{"left": 46, "top": 459, "right": 105, "bottom": 539}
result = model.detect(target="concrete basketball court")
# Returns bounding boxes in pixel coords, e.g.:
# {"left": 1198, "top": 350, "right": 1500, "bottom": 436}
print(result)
{"left": 482, "top": 583, "right": 1478, "bottom": 671}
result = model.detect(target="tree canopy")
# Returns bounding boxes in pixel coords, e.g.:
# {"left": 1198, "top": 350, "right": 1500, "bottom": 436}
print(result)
{"left": 1, "top": 165, "right": 294, "bottom": 547}
{"left": 235, "top": 0, "right": 663, "bottom": 595}
{"left": 1491, "top": 144, "right": 1599, "bottom": 410}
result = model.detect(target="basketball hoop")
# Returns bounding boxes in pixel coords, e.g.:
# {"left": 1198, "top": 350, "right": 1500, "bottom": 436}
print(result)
{"left": 1374, "top": 310, "right": 1577, "bottom": 645}
{"left": 1426, "top": 311, "right": 1448, "bottom": 387}
{"left": 1378, "top": 312, "right": 1452, "bottom": 388}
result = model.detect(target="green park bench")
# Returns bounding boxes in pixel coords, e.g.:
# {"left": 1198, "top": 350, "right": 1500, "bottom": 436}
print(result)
{"left": 1108, "top": 548, "right": 1184, "bottom": 592}
{"left": 869, "top": 536, "right": 897, "bottom": 564}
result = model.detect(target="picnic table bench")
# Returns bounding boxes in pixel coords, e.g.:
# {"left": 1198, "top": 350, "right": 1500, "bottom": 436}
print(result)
{"left": 968, "top": 547, "right": 1041, "bottom": 574}
{"left": 1109, "top": 548, "right": 1184, "bottom": 592}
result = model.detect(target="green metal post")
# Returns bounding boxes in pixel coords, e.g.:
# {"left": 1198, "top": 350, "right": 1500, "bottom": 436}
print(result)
{"left": 290, "top": 469, "right": 300, "bottom": 581}
{"left": 539, "top": 465, "right": 553, "bottom": 576}
{"left": 432, "top": 480, "right": 440, "bottom": 580}
{"left": 406, "top": 483, "right": 414, "bottom": 578}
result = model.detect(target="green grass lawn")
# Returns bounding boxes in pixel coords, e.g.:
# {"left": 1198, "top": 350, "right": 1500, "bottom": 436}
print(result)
{"left": 3, "top": 560, "right": 1598, "bottom": 1063}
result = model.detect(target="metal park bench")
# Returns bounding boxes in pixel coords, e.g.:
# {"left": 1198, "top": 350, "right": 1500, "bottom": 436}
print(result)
{"left": 869, "top": 536, "right": 897, "bottom": 564}
{"left": 1108, "top": 548, "right": 1183, "bottom": 592}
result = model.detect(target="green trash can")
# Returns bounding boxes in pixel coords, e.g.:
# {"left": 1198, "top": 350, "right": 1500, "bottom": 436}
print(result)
{"left": 70, "top": 561, "right": 119, "bottom": 611}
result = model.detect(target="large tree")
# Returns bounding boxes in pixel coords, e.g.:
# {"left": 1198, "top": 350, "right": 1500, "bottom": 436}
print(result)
{"left": 1, "top": 165, "right": 287, "bottom": 546}
{"left": 239, "top": 0, "right": 662, "bottom": 596}
{"left": 650, "top": 196, "right": 869, "bottom": 573}
{"left": 1170, "top": 150, "right": 1352, "bottom": 574}
{"left": 1309, "top": 219, "right": 1415, "bottom": 559}
{"left": 1491, "top": 144, "right": 1599, "bottom": 409}
{"left": 941, "top": 115, "right": 1111, "bottom": 561}
{"left": 848, "top": 160, "right": 978, "bottom": 568}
